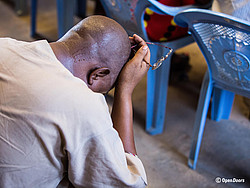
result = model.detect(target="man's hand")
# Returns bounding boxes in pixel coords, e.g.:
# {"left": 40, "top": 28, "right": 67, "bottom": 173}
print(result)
{"left": 111, "top": 34, "right": 150, "bottom": 155}
{"left": 116, "top": 34, "right": 150, "bottom": 95}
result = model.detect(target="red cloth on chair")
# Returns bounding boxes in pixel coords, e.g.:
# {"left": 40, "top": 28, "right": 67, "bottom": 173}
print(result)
{"left": 144, "top": 0, "right": 195, "bottom": 42}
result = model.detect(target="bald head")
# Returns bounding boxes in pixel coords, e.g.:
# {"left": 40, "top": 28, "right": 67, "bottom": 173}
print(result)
{"left": 61, "top": 15, "right": 130, "bottom": 72}
{"left": 55, "top": 15, "right": 131, "bottom": 93}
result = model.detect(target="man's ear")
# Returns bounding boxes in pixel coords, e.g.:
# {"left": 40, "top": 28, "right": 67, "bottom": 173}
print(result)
{"left": 88, "top": 67, "right": 110, "bottom": 85}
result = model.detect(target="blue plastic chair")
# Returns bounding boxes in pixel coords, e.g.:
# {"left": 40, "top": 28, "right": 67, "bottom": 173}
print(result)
{"left": 99, "top": 0, "right": 213, "bottom": 135}
{"left": 31, "top": 0, "right": 86, "bottom": 38}
{"left": 174, "top": 9, "right": 250, "bottom": 169}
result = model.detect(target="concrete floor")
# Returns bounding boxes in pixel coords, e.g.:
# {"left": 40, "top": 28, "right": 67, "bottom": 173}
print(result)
{"left": 0, "top": 0, "right": 249, "bottom": 187}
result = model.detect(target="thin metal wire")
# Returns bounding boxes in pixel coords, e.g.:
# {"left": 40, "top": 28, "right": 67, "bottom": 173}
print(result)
{"left": 131, "top": 42, "right": 173, "bottom": 70}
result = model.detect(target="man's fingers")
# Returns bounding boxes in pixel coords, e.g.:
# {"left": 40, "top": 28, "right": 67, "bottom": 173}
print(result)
{"left": 129, "top": 36, "right": 135, "bottom": 45}
{"left": 129, "top": 35, "right": 150, "bottom": 67}
{"left": 134, "top": 45, "right": 148, "bottom": 57}
{"left": 133, "top": 34, "right": 146, "bottom": 46}
{"left": 129, "top": 34, "right": 146, "bottom": 47}
{"left": 133, "top": 45, "right": 150, "bottom": 66}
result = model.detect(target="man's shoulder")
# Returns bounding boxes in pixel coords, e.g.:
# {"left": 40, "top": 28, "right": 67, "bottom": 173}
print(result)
{"left": 0, "top": 37, "right": 54, "bottom": 63}
{"left": 0, "top": 37, "right": 48, "bottom": 47}
{"left": 46, "top": 78, "right": 110, "bottom": 122}
{"left": 66, "top": 83, "right": 109, "bottom": 115}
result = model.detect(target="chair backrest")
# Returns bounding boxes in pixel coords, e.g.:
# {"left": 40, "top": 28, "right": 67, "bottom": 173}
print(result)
{"left": 99, "top": 0, "right": 151, "bottom": 41}
{"left": 146, "top": 0, "right": 213, "bottom": 16}
{"left": 99, "top": 0, "right": 213, "bottom": 42}
{"left": 175, "top": 9, "right": 250, "bottom": 98}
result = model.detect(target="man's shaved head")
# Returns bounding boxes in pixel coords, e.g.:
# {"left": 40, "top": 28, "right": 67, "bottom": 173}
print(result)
{"left": 60, "top": 15, "right": 131, "bottom": 78}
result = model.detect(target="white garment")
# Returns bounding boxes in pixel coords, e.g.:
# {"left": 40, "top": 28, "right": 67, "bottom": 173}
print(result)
{"left": 0, "top": 38, "right": 147, "bottom": 188}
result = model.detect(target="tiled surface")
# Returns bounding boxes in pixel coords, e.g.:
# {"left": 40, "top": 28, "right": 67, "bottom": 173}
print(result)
{"left": 1, "top": 0, "right": 249, "bottom": 187}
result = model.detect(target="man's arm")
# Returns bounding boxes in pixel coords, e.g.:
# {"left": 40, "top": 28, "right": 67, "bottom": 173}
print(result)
{"left": 111, "top": 34, "right": 150, "bottom": 155}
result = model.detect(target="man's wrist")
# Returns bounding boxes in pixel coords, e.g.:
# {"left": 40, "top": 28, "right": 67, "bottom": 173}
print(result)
{"left": 115, "top": 82, "right": 134, "bottom": 97}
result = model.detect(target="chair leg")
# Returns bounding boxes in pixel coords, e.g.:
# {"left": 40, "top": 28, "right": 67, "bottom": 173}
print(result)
{"left": 15, "top": 0, "right": 28, "bottom": 16}
{"left": 76, "top": 0, "right": 87, "bottom": 18}
{"left": 211, "top": 88, "right": 235, "bottom": 121}
{"left": 57, "top": 0, "right": 76, "bottom": 38}
{"left": 30, "top": 0, "right": 37, "bottom": 37}
{"left": 146, "top": 46, "right": 172, "bottom": 135}
{"left": 188, "top": 71, "right": 213, "bottom": 169}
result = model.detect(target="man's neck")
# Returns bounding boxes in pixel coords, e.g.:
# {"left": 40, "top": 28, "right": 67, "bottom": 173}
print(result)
{"left": 49, "top": 42, "right": 74, "bottom": 73}
{"left": 49, "top": 41, "right": 91, "bottom": 86}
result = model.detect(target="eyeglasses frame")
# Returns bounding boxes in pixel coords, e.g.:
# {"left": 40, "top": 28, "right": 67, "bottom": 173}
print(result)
{"left": 131, "top": 42, "right": 173, "bottom": 70}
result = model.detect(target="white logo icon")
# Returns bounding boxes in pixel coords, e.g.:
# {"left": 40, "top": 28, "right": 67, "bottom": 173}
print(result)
{"left": 215, "top": 177, "right": 221, "bottom": 183}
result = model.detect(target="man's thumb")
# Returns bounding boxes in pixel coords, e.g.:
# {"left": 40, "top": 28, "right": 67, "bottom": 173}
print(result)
{"left": 134, "top": 45, "right": 148, "bottom": 60}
